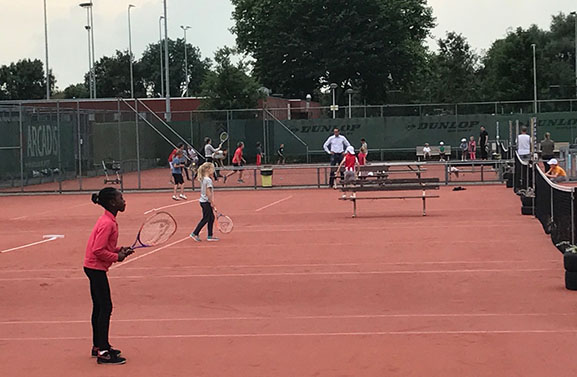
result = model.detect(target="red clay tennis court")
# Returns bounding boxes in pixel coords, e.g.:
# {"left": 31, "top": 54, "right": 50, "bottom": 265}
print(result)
{"left": 1, "top": 185, "right": 576, "bottom": 377}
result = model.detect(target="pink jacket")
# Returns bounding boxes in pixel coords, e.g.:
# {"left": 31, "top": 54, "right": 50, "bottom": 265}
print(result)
{"left": 84, "top": 210, "right": 121, "bottom": 271}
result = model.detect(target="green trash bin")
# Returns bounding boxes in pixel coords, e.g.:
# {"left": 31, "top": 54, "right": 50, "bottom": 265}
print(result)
{"left": 260, "top": 167, "right": 273, "bottom": 187}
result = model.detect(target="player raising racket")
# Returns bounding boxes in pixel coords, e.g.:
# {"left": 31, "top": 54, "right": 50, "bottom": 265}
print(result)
{"left": 84, "top": 187, "right": 133, "bottom": 365}
{"left": 190, "top": 162, "right": 219, "bottom": 242}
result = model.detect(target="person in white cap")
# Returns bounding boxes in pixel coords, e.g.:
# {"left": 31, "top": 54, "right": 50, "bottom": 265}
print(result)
{"left": 336, "top": 145, "right": 359, "bottom": 198}
{"left": 545, "top": 159, "right": 567, "bottom": 183}
{"left": 439, "top": 141, "right": 446, "bottom": 161}
{"left": 459, "top": 138, "right": 468, "bottom": 161}
{"left": 422, "top": 143, "right": 431, "bottom": 160}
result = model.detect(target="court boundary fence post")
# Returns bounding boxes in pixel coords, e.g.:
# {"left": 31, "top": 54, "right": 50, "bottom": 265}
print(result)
{"left": 18, "top": 103, "right": 24, "bottom": 192}
{"left": 135, "top": 99, "right": 141, "bottom": 190}
{"left": 57, "top": 101, "right": 62, "bottom": 193}
{"left": 76, "top": 101, "right": 83, "bottom": 190}
{"left": 572, "top": 190, "right": 575, "bottom": 245}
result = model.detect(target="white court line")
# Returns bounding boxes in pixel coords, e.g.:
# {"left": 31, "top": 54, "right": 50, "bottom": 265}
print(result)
{"left": 0, "top": 235, "right": 64, "bottom": 254}
{"left": 3, "top": 329, "right": 577, "bottom": 341}
{"left": 110, "top": 236, "right": 189, "bottom": 269}
{"left": 0, "top": 268, "right": 558, "bottom": 282}
{"left": 10, "top": 203, "right": 90, "bottom": 220}
{"left": 0, "top": 260, "right": 558, "bottom": 274}
{"left": 144, "top": 199, "right": 199, "bottom": 215}
{"left": 1, "top": 312, "right": 574, "bottom": 326}
{"left": 255, "top": 195, "right": 293, "bottom": 212}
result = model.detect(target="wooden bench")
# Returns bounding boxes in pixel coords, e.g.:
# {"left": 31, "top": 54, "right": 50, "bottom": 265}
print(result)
{"left": 338, "top": 163, "right": 440, "bottom": 217}
{"left": 416, "top": 146, "right": 452, "bottom": 161}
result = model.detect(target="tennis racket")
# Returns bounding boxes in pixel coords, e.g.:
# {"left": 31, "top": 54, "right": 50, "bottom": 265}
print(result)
{"left": 219, "top": 132, "right": 229, "bottom": 145}
{"left": 215, "top": 209, "right": 233, "bottom": 234}
{"left": 130, "top": 211, "right": 178, "bottom": 250}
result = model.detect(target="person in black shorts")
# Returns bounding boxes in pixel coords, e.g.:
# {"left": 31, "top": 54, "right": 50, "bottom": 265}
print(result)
{"left": 224, "top": 142, "right": 246, "bottom": 183}
{"left": 171, "top": 150, "right": 187, "bottom": 200}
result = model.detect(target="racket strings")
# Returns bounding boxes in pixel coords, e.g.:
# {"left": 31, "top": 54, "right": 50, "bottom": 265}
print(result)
{"left": 138, "top": 213, "right": 177, "bottom": 246}
{"left": 217, "top": 215, "right": 233, "bottom": 234}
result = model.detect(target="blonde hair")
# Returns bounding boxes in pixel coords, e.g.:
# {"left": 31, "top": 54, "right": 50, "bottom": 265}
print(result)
{"left": 196, "top": 162, "right": 215, "bottom": 182}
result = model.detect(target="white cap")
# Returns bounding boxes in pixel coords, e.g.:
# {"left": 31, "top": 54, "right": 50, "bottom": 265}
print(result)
{"left": 440, "top": 141, "right": 444, "bottom": 146}
{"left": 346, "top": 146, "right": 355, "bottom": 155}
{"left": 461, "top": 138, "right": 467, "bottom": 143}
{"left": 548, "top": 158, "right": 558, "bottom": 165}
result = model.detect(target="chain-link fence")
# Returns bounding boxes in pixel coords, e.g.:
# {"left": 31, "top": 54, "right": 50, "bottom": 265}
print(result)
{"left": 1, "top": 98, "right": 575, "bottom": 193}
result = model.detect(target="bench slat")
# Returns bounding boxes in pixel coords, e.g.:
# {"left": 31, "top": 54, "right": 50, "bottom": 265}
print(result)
{"left": 339, "top": 195, "right": 440, "bottom": 200}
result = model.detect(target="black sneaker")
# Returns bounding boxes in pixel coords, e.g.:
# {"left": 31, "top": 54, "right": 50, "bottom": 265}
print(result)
{"left": 92, "top": 347, "right": 122, "bottom": 358}
{"left": 97, "top": 350, "right": 126, "bottom": 365}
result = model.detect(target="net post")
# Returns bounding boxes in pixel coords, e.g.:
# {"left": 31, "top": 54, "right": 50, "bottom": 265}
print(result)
{"left": 571, "top": 189, "right": 576, "bottom": 245}
{"left": 253, "top": 167, "right": 257, "bottom": 189}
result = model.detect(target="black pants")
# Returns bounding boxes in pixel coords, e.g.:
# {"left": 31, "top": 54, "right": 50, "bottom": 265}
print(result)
{"left": 542, "top": 156, "right": 553, "bottom": 172}
{"left": 193, "top": 202, "right": 214, "bottom": 237}
{"left": 479, "top": 144, "right": 488, "bottom": 160}
{"left": 84, "top": 267, "right": 113, "bottom": 350}
{"left": 329, "top": 153, "right": 343, "bottom": 187}
{"left": 206, "top": 157, "right": 221, "bottom": 179}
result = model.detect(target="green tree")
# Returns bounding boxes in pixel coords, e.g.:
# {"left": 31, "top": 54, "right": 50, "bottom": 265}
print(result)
{"left": 200, "top": 47, "right": 261, "bottom": 110}
{"left": 61, "top": 83, "right": 90, "bottom": 99}
{"left": 139, "top": 38, "right": 211, "bottom": 97}
{"left": 426, "top": 32, "right": 480, "bottom": 103}
{"left": 231, "top": 0, "right": 435, "bottom": 103}
{"left": 0, "top": 59, "right": 54, "bottom": 100}
{"left": 90, "top": 50, "right": 145, "bottom": 98}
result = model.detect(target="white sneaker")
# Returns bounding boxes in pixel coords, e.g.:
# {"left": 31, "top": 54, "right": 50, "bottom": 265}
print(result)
{"left": 350, "top": 193, "right": 356, "bottom": 199}
{"left": 341, "top": 194, "right": 347, "bottom": 199}
{"left": 172, "top": 195, "right": 180, "bottom": 201}
{"left": 179, "top": 194, "right": 187, "bottom": 200}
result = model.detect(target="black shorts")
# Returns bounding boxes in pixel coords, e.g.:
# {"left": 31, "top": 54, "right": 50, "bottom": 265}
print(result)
{"left": 233, "top": 162, "right": 243, "bottom": 171}
{"left": 172, "top": 173, "right": 184, "bottom": 185}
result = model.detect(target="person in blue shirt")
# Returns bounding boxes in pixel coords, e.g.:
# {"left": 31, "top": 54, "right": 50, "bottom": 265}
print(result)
{"left": 323, "top": 128, "right": 351, "bottom": 188}
{"left": 171, "top": 150, "right": 187, "bottom": 201}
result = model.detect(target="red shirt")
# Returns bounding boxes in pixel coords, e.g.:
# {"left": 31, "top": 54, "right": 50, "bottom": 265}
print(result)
{"left": 168, "top": 149, "right": 178, "bottom": 163}
{"left": 232, "top": 147, "right": 243, "bottom": 164}
{"left": 344, "top": 153, "right": 357, "bottom": 171}
{"left": 84, "top": 210, "right": 120, "bottom": 271}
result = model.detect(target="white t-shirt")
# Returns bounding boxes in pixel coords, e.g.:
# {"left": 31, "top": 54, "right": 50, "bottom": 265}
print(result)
{"left": 423, "top": 146, "right": 431, "bottom": 154}
{"left": 517, "top": 134, "right": 531, "bottom": 155}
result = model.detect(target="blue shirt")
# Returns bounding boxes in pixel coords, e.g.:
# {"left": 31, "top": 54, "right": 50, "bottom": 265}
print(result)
{"left": 171, "top": 156, "right": 183, "bottom": 174}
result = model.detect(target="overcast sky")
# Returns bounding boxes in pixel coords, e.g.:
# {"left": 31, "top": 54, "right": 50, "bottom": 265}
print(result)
{"left": 0, "top": 0, "right": 575, "bottom": 90}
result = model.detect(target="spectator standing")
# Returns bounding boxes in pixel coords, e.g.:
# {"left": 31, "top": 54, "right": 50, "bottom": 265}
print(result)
{"left": 323, "top": 128, "right": 351, "bottom": 188}
{"left": 540, "top": 132, "right": 555, "bottom": 171}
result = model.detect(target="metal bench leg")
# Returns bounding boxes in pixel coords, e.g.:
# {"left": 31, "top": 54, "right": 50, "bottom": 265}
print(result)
{"left": 422, "top": 191, "right": 426, "bottom": 216}
{"left": 353, "top": 198, "right": 357, "bottom": 218}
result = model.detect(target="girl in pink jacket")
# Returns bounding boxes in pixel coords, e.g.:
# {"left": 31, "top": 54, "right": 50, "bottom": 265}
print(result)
{"left": 84, "top": 187, "right": 132, "bottom": 365}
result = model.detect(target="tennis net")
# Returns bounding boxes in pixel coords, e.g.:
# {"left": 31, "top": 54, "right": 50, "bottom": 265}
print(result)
{"left": 534, "top": 165, "right": 575, "bottom": 247}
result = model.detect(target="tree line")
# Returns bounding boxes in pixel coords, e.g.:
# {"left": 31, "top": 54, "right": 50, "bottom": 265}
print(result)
{"left": 1, "top": 0, "right": 576, "bottom": 109}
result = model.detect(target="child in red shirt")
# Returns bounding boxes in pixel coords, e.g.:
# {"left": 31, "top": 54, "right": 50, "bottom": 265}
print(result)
{"left": 336, "top": 146, "right": 359, "bottom": 198}
{"left": 84, "top": 187, "right": 133, "bottom": 365}
{"left": 224, "top": 142, "right": 246, "bottom": 183}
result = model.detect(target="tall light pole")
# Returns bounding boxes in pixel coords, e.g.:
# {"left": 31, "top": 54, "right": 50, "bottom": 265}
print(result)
{"left": 330, "top": 83, "right": 338, "bottom": 119}
{"left": 163, "top": 0, "right": 171, "bottom": 120}
{"left": 532, "top": 44, "right": 538, "bottom": 113}
{"left": 159, "top": 16, "right": 165, "bottom": 97}
{"left": 89, "top": 0, "right": 96, "bottom": 98}
{"left": 80, "top": 3, "right": 93, "bottom": 98}
{"left": 43, "top": 0, "right": 50, "bottom": 99}
{"left": 345, "top": 88, "right": 354, "bottom": 119}
{"left": 180, "top": 25, "right": 191, "bottom": 97}
{"left": 128, "top": 4, "right": 136, "bottom": 98}
{"left": 571, "top": 12, "right": 577, "bottom": 98}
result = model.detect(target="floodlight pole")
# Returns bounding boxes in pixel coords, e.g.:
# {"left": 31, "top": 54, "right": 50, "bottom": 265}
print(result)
{"left": 128, "top": 4, "right": 135, "bottom": 98}
{"left": 181, "top": 25, "right": 191, "bottom": 97}
{"left": 532, "top": 44, "right": 537, "bottom": 113}
{"left": 330, "top": 83, "right": 338, "bottom": 119}
{"left": 43, "top": 0, "right": 50, "bottom": 99}
{"left": 163, "top": 0, "right": 171, "bottom": 120}
{"left": 159, "top": 16, "right": 165, "bottom": 97}
{"left": 572, "top": 12, "right": 577, "bottom": 100}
